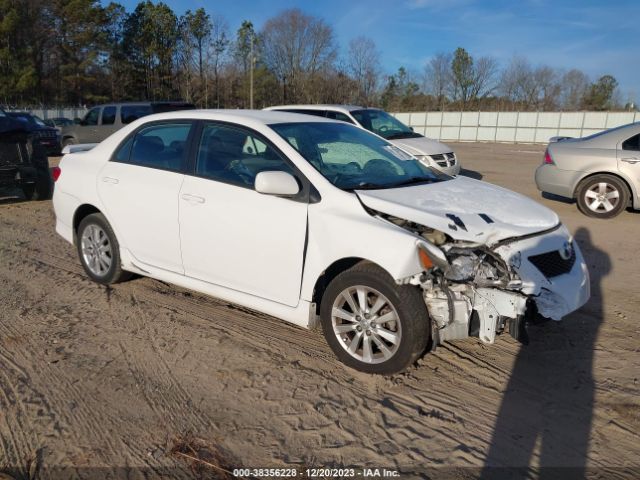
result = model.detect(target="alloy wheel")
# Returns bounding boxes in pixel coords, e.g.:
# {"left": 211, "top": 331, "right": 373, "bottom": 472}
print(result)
{"left": 80, "top": 224, "right": 112, "bottom": 276}
{"left": 584, "top": 182, "right": 620, "bottom": 213}
{"left": 331, "top": 285, "right": 402, "bottom": 364}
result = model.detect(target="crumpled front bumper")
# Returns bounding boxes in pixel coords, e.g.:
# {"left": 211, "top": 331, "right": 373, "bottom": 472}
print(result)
{"left": 494, "top": 225, "right": 590, "bottom": 320}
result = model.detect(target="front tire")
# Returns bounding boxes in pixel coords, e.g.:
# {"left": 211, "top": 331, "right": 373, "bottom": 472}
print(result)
{"left": 320, "top": 262, "right": 430, "bottom": 375}
{"left": 76, "top": 213, "right": 131, "bottom": 284}
{"left": 576, "top": 174, "right": 629, "bottom": 219}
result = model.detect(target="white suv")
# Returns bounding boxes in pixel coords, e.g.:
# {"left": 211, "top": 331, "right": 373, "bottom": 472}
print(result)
{"left": 265, "top": 105, "right": 460, "bottom": 176}
{"left": 53, "top": 110, "right": 589, "bottom": 374}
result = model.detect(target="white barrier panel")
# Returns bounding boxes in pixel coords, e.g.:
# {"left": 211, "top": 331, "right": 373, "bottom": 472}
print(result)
{"left": 9, "top": 107, "right": 88, "bottom": 121}
{"left": 393, "top": 111, "right": 640, "bottom": 144}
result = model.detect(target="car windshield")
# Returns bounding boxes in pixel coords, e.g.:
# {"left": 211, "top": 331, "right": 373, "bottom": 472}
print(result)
{"left": 32, "top": 115, "right": 46, "bottom": 126}
{"left": 350, "top": 109, "right": 422, "bottom": 140}
{"left": 270, "top": 122, "right": 448, "bottom": 190}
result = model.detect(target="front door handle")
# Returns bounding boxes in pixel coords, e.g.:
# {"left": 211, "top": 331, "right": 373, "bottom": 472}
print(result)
{"left": 181, "top": 193, "right": 205, "bottom": 204}
{"left": 102, "top": 176, "right": 119, "bottom": 184}
{"left": 621, "top": 157, "right": 639, "bottom": 164}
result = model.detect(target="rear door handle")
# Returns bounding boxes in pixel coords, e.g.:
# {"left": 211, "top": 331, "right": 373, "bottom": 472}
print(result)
{"left": 181, "top": 193, "right": 205, "bottom": 204}
{"left": 102, "top": 176, "right": 119, "bottom": 184}
{"left": 621, "top": 157, "right": 639, "bottom": 164}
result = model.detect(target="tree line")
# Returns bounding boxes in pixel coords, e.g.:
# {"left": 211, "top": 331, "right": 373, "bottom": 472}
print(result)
{"left": 0, "top": 0, "right": 633, "bottom": 112}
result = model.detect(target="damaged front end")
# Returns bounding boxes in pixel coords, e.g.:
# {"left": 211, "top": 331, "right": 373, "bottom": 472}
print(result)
{"left": 382, "top": 214, "right": 590, "bottom": 346}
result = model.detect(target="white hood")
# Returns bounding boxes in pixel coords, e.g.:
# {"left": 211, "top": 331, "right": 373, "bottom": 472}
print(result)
{"left": 356, "top": 176, "right": 559, "bottom": 244}
{"left": 388, "top": 136, "right": 452, "bottom": 156}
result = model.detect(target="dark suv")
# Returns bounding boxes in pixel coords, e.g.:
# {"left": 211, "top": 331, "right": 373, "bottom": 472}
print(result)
{"left": 8, "top": 111, "right": 61, "bottom": 156}
{"left": 60, "top": 101, "right": 195, "bottom": 147}
{"left": 0, "top": 109, "right": 52, "bottom": 200}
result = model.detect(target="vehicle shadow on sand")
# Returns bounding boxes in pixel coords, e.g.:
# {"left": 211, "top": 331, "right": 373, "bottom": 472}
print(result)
{"left": 458, "top": 168, "right": 483, "bottom": 180}
{"left": 482, "top": 227, "right": 608, "bottom": 479}
{"left": 541, "top": 191, "right": 574, "bottom": 204}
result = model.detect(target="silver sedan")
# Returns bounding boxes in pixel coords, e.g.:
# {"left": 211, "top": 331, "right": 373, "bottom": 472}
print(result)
{"left": 535, "top": 122, "right": 640, "bottom": 218}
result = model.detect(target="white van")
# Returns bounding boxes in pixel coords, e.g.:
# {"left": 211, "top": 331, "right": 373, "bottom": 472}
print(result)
{"left": 265, "top": 105, "right": 460, "bottom": 176}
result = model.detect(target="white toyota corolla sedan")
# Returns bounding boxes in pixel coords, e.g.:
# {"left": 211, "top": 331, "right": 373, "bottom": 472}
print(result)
{"left": 53, "top": 110, "right": 590, "bottom": 374}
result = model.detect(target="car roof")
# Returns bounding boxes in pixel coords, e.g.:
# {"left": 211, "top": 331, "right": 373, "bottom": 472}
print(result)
{"left": 134, "top": 109, "right": 339, "bottom": 125}
{"left": 581, "top": 121, "right": 640, "bottom": 146}
{"left": 266, "top": 104, "right": 379, "bottom": 113}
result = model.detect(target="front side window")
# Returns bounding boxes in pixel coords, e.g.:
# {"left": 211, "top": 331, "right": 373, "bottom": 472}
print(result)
{"left": 121, "top": 105, "right": 153, "bottom": 125}
{"left": 195, "top": 123, "right": 294, "bottom": 187}
{"left": 102, "top": 106, "right": 116, "bottom": 125}
{"left": 84, "top": 108, "right": 100, "bottom": 126}
{"left": 122, "top": 123, "right": 192, "bottom": 171}
{"left": 351, "top": 109, "right": 421, "bottom": 140}
{"left": 622, "top": 133, "right": 640, "bottom": 151}
{"left": 271, "top": 122, "right": 447, "bottom": 190}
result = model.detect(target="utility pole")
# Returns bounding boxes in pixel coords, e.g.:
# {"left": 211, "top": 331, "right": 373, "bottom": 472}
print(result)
{"left": 249, "top": 34, "right": 254, "bottom": 109}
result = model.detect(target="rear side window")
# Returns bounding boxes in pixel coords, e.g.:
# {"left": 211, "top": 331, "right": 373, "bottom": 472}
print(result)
{"left": 102, "top": 106, "right": 116, "bottom": 125}
{"left": 622, "top": 133, "right": 640, "bottom": 151}
{"left": 121, "top": 105, "right": 153, "bottom": 125}
{"left": 283, "top": 109, "right": 326, "bottom": 118}
{"left": 195, "top": 123, "right": 294, "bottom": 187}
{"left": 326, "top": 111, "right": 354, "bottom": 124}
{"left": 119, "top": 123, "right": 192, "bottom": 171}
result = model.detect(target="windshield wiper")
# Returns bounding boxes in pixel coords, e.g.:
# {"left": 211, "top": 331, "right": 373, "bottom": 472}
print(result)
{"left": 387, "top": 176, "right": 441, "bottom": 188}
{"left": 343, "top": 181, "right": 388, "bottom": 191}
{"left": 385, "top": 131, "right": 422, "bottom": 140}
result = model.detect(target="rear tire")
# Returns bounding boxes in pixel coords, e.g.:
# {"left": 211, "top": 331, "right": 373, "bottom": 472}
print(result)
{"left": 319, "top": 262, "right": 430, "bottom": 375}
{"left": 576, "top": 174, "right": 629, "bottom": 219}
{"left": 77, "top": 213, "right": 131, "bottom": 285}
{"left": 62, "top": 137, "right": 76, "bottom": 149}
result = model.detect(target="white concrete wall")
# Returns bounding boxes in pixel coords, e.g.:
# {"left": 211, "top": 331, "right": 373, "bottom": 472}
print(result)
{"left": 27, "top": 107, "right": 88, "bottom": 120}
{"left": 392, "top": 111, "right": 640, "bottom": 144}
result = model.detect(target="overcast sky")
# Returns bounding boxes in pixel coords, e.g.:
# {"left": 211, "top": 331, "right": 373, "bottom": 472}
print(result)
{"left": 113, "top": 0, "right": 640, "bottom": 103}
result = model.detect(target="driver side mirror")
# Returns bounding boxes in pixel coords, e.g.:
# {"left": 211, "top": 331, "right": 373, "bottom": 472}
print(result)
{"left": 409, "top": 126, "right": 414, "bottom": 131}
{"left": 254, "top": 171, "right": 300, "bottom": 196}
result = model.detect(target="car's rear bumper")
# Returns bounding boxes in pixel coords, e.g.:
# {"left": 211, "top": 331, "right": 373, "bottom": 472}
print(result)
{"left": 535, "top": 164, "right": 584, "bottom": 199}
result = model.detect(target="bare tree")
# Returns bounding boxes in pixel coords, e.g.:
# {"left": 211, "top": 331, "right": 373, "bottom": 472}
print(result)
{"left": 498, "top": 55, "right": 531, "bottom": 108}
{"left": 423, "top": 52, "right": 452, "bottom": 110}
{"left": 470, "top": 56, "right": 498, "bottom": 105}
{"left": 499, "top": 56, "right": 561, "bottom": 110}
{"left": 532, "top": 66, "right": 561, "bottom": 110}
{"left": 561, "top": 69, "right": 590, "bottom": 110}
{"left": 260, "top": 8, "right": 336, "bottom": 103}
{"left": 346, "top": 36, "right": 380, "bottom": 105}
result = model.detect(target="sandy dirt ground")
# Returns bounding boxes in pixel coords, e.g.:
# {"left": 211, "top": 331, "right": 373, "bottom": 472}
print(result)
{"left": 0, "top": 143, "right": 639, "bottom": 479}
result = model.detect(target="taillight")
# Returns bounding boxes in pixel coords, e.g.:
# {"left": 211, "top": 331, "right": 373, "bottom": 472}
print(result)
{"left": 544, "top": 149, "right": 555, "bottom": 165}
{"left": 52, "top": 166, "right": 61, "bottom": 182}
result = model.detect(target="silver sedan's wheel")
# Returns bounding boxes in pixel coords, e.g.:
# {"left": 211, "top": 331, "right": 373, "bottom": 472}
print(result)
{"left": 576, "top": 174, "right": 629, "bottom": 219}
{"left": 331, "top": 285, "right": 402, "bottom": 365}
{"left": 584, "top": 182, "right": 620, "bottom": 213}
{"left": 80, "top": 224, "right": 112, "bottom": 276}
